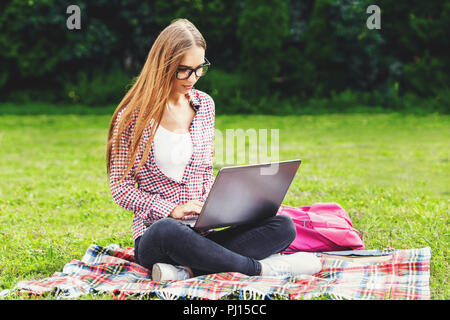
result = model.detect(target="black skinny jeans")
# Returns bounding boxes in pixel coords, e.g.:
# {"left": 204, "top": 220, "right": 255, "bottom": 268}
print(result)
{"left": 134, "top": 215, "right": 296, "bottom": 277}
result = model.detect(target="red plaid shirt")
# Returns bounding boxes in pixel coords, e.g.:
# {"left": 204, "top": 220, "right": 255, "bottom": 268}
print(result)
{"left": 109, "top": 89, "right": 215, "bottom": 241}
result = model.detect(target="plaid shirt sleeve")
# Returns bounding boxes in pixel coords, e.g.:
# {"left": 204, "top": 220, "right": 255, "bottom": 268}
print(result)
{"left": 201, "top": 98, "right": 215, "bottom": 202}
{"left": 109, "top": 111, "right": 177, "bottom": 222}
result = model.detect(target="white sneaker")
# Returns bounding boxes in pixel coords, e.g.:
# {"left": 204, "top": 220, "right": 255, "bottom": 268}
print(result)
{"left": 259, "top": 252, "right": 322, "bottom": 277}
{"left": 152, "top": 263, "right": 191, "bottom": 281}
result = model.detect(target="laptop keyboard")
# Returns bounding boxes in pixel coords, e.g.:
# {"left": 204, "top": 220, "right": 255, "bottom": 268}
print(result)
{"left": 182, "top": 214, "right": 199, "bottom": 221}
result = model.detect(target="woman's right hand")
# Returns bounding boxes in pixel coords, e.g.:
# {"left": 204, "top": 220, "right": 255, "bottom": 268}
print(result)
{"left": 169, "top": 200, "right": 204, "bottom": 220}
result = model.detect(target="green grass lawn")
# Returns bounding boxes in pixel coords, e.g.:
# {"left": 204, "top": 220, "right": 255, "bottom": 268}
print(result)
{"left": 0, "top": 110, "right": 448, "bottom": 299}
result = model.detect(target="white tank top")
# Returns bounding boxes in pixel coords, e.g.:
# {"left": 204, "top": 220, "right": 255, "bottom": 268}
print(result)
{"left": 153, "top": 124, "right": 193, "bottom": 182}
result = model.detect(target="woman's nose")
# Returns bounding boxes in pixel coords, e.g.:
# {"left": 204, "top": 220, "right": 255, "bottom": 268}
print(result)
{"left": 187, "top": 71, "right": 198, "bottom": 83}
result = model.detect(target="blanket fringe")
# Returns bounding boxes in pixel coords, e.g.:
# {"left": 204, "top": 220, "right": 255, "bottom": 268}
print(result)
{"left": 155, "top": 289, "right": 182, "bottom": 301}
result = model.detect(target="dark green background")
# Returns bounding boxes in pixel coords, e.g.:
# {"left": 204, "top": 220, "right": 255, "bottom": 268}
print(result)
{"left": 0, "top": 0, "right": 448, "bottom": 114}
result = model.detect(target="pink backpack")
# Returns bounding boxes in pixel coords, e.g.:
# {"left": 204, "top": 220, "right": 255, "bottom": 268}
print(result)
{"left": 277, "top": 202, "right": 365, "bottom": 252}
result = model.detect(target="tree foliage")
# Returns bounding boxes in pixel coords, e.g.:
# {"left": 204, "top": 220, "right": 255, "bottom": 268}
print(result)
{"left": 0, "top": 0, "right": 447, "bottom": 110}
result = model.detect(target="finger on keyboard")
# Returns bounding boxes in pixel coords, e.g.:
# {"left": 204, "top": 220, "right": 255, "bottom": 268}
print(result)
{"left": 183, "top": 214, "right": 198, "bottom": 220}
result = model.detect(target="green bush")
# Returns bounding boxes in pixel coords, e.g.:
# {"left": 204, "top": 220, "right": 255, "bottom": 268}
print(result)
{"left": 403, "top": 51, "right": 449, "bottom": 97}
{"left": 0, "top": 0, "right": 447, "bottom": 112}
{"left": 62, "top": 65, "right": 133, "bottom": 106}
{"left": 196, "top": 69, "right": 248, "bottom": 113}
{"left": 6, "top": 89, "right": 59, "bottom": 105}
{"left": 400, "top": 88, "right": 450, "bottom": 114}
{"left": 279, "top": 88, "right": 450, "bottom": 115}
{"left": 237, "top": 0, "right": 290, "bottom": 97}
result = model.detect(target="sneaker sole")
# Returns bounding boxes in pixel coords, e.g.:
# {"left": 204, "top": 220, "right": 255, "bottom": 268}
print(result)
{"left": 152, "top": 264, "right": 162, "bottom": 281}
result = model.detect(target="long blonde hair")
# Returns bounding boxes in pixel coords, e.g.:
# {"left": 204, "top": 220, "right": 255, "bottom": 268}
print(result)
{"left": 106, "top": 18, "right": 206, "bottom": 185}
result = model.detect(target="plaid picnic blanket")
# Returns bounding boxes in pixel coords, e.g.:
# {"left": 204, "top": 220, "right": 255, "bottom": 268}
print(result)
{"left": 3, "top": 244, "right": 431, "bottom": 300}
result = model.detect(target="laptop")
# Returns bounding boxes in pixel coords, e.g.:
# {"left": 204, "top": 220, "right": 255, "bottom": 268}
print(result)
{"left": 181, "top": 159, "right": 301, "bottom": 231}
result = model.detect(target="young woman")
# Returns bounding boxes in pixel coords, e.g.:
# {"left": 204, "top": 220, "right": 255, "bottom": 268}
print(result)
{"left": 106, "top": 19, "right": 321, "bottom": 281}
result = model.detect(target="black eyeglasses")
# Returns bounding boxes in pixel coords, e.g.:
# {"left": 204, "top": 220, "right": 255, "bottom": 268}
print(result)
{"left": 176, "top": 58, "right": 211, "bottom": 80}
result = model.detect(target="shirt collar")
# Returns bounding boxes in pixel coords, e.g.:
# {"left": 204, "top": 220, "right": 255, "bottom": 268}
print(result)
{"left": 186, "top": 88, "right": 201, "bottom": 112}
